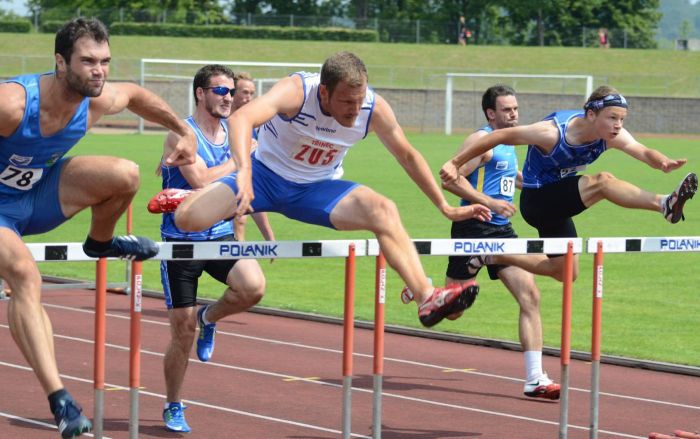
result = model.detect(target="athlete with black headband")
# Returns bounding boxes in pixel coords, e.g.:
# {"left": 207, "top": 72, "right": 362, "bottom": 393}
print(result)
{"left": 440, "top": 85, "right": 697, "bottom": 281}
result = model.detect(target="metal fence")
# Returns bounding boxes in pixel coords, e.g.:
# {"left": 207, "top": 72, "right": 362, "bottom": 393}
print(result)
{"left": 13, "top": 8, "right": 668, "bottom": 47}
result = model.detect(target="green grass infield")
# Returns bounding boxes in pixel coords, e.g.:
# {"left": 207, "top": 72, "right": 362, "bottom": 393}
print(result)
{"left": 24, "top": 131, "right": 700, "bottom": 367}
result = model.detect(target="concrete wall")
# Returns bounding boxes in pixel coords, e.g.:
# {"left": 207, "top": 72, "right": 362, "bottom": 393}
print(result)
{"left": 378, "top": 88, "right": 700, "bottom": 135}
{"left": 98, "top": 81, "right": 700, "bottom": 135}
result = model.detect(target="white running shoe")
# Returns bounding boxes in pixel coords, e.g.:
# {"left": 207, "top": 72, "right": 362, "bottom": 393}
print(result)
{"left": 523, "top": 373, "right": 561, "bottom": 400}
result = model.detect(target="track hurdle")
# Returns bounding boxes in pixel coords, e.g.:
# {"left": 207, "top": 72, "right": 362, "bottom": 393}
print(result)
{"left": 157, "top": 240, "right": 364, "bottom": 439}
{"left": 586, "top": 236, "right": 700, "bottom": 439}
{"left": 27, "top": 239, "right": 364, "bottom": 438}
{"left": 367, "top": 237, "right": 581, "bottom": 439}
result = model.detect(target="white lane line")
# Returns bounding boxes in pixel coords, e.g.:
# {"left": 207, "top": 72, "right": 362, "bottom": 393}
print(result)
{"left": 0, "top": 360, "right": 370, "bottom": 439}
{"left": 0, "top": 330, "right": 649, "bottom": 438}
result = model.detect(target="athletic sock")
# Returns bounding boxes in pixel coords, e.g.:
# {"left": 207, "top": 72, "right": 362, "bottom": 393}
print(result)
{"left": 524, "top": 351, "right": 543, "bottom": 382}
{"left": 48, "top": 388, "right": 71, "bottom": 414}
{"left": 200, "top": 305, "right": 212, "bottom": 325}
{"left": 83, "top": 236, "right": 113, "bottom": 253}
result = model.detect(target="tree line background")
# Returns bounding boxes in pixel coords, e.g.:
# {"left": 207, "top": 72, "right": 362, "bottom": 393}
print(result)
{"left": 3, "top": 0, "right": 699, "bottom": 48}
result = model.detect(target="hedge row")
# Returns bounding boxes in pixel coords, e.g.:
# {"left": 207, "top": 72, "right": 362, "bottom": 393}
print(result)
{"left": 40, "top": 20, "right": 65, "bottom": 34}
{"left": 108, "top": 22, "right": 378, "bottom": 42}
{"left": 0, "top": 20, "right": 32, "bottom": 33}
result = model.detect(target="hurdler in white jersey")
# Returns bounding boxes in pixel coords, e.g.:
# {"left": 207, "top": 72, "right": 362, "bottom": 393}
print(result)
{"left": 150, "top": 51, "right": 493, "bottom": 329}
{"left": 256, "top": 71, "right": 374, "bottom": 183}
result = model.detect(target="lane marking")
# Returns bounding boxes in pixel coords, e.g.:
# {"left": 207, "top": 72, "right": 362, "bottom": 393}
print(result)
{"left": 0, "top": 360, "right": 371, "bottom": 439}
{"left": 0, "top": 409, "right": 110, "bottom": 438}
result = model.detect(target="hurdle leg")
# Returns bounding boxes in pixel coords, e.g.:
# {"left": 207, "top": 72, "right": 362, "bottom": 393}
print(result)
{"left": 129, "top": 261, "right": 143, "bottom": 439}
{"left": 589, "top": 241, "right": 604, "bottom": 439}
{"left": 372, "top": 251, "right": 386, "bottom": 439}
{"left": 342, "top": 244, "right": 356, "bottom": 439}
{"left": 124, "top": 205, "right": 133, "bottom": 295}
{"left": 93, "top": 258, "right": 107, "bottom": 439}
{"left": 559, "top": 242, "right": 574, "bottom": 439}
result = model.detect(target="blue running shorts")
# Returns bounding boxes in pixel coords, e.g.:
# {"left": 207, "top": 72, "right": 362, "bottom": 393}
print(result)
{"left": 219, "top": 157, "right": 359, "bottom": 229}
{"left": 0, "top": 158, "right": 68, "bottom": 236}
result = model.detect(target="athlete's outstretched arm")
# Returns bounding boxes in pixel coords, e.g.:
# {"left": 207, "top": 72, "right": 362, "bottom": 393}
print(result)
{"left": 441, "top": 144, "right": 516, "bottom": 219}
{"left": 227, "top": 75, "right": 305, "bottom": 217}
{"left": 92, "top": 82, "right": 197, "bottom": 166}
{"left": 370, "top": 94, "right": 491, "bottom": 222}
{"left": 440, "top": 121, "right": 554, "bottom": 184}
{"left": 160, "top": 132, "right": 237, "bottom": 188}
{"left": 608, "top": 129, "right": 687, "bottom": 173}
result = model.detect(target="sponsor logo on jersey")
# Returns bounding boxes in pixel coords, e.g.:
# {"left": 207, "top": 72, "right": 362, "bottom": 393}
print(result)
{"left": 316, "top": 126, "right": 337, "bottom": 134}
{"left": 9, "top": 154, "right": 33, "bottom": 166}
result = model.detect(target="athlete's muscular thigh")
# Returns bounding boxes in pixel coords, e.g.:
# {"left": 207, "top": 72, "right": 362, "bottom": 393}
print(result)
{"left": 58, "top": 156, "right": 139, "bottom": 217}
{"left": 0, "top": 228, "right": 41, "bottom": 292}
{"left": 330, "top": 185, "right": 398, "bottom": 232}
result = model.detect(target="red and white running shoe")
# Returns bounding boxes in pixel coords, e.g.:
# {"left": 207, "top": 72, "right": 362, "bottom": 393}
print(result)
{"left": 147, "top": 188, "right": 194, "bottom": 214}
{"left": 523, "top": 373, "right": 560, "bottom": 400}
{"left": 417, "top": 280, "right": 478, "bottom": 327}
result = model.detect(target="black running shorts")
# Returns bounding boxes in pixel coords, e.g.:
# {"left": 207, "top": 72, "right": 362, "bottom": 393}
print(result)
{"left": 520, "top": 176, "right": 586, "bottom": 239}
{"left": 446, "top": 219, "right": 517, "bottom": 281}
{"left": 161, "top": 234, "right": 239, "bottom": 309}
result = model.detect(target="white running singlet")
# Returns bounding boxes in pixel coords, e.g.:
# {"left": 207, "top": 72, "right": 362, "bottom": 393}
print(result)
{"left": 254, "top": 72, "right": 375, "bottom": 184}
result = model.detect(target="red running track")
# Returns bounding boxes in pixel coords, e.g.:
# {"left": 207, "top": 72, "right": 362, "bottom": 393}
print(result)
{"left": 0, "top": 287, "right": 698, "bottom": 438}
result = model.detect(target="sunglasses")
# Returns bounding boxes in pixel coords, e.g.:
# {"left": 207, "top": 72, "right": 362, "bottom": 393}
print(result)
{"left": 202, "top": 86, "right": 235, "bottom": 97}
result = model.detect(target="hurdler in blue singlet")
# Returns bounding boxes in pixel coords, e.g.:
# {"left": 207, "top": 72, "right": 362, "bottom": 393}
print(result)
{"left": 461, "top": 125, "right": 518, "bottom": 226}
{"left": 522, "top": 110, "right": 607, "bottom": 189}
{"left": 0, "top": 73, "right": 88, "bottom": 197}
{"left": 0, "top": 73, "right": 89, "bottom": 235}
{"left": 159, "top": 116, "right": 234, "bottom": 240}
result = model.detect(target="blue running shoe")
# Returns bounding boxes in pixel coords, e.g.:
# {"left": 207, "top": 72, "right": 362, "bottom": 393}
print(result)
{"left": 83, "top": 235, "right": 159, "bottom": 261}
{"left": 53, "top": 398, "right": 92, "bottom": 438}
{"left": 163, "top": 402, "right": 191, "bottom": 433}
{"left": 197, "top": 305, "right": 216, "bottom": 362}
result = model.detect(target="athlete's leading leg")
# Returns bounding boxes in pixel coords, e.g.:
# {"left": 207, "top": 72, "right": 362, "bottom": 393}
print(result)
{"left": 330, "top": 186, "right": 431, "bottom": 300}
{"left": 330, "top": 186, "right": 478, "bottom": 327}
{"left": 59, "top": 156, "right": 158, "bottom": 260}
{"left": 174, "top": 182, "right": 238, "bottom": 232}
{"left": 59, "top": 156, "right": 140, "bottom": 241}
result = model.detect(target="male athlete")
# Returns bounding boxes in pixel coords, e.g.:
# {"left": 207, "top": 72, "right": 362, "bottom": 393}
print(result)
{"left": 151, "top": 51, "right": 492, "bottom": 327}
{"left": 156, "top": 64, "right": 271, "bottom": 433}
{"left": 441, "top": 85, "right": 697, "bottom": 280}
{"left": 0, "top": 18, "right": 195, "bottom": 438}
{"left": 438, "top": 85, "right": 559, "bottom": 399}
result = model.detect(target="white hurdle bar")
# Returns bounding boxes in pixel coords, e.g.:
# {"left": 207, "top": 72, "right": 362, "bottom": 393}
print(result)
{"left": 585, "top": 236, "right": 700, "bottom": 439}
{"left": 367, "top": 237, "right": 583, "bottom": 439}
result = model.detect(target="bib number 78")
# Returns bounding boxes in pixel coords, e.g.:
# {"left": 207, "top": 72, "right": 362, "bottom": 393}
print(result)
{"left": 0, "top": 165, "right": 43, "bottom": 190}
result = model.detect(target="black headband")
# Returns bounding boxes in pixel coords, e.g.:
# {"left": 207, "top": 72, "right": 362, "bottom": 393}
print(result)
{"left": 584, "top": 94, "right": 628, "bottom": 111}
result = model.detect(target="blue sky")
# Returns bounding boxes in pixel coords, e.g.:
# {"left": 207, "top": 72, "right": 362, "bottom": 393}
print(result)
{"left": 1, "top": 0, "right": 27, "bottom": 15}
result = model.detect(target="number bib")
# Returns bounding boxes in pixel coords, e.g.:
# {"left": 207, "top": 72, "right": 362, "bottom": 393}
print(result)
{"left": 500, "top": 176, "right": 515, "bottom": 197}
{"left": 0, "top": 165, "right": 43, "bottom": 190}
{"left": 290, "top": 136, "right": 340, "bottom": 167}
